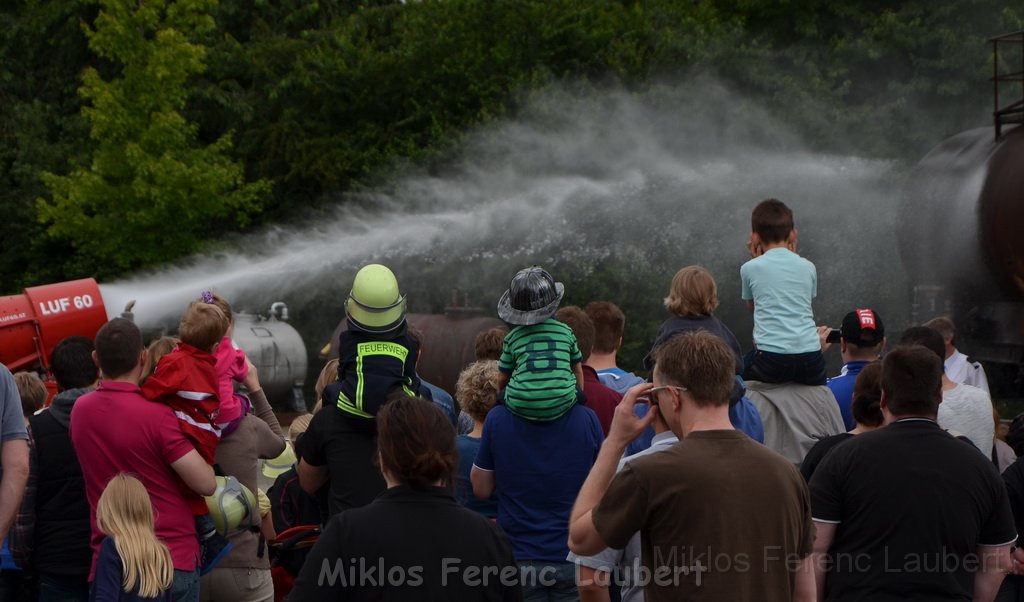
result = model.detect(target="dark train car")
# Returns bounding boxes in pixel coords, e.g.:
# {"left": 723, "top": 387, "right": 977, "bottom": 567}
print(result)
{"left": 900, "top": 32, "right": 1024, "bottom": 401}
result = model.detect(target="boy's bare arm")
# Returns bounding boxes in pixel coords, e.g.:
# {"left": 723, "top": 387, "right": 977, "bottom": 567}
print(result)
{"left": 497, "top": 371, "right": 510, "bottom": 390}
{"left": 573, "top": 362, "right": 585, "bottom": 391}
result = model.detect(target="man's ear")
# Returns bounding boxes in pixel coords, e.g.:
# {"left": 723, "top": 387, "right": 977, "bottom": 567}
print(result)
{"left": 671, "top": 389, "right": 684, "bottom": 414}
{"left": 615, "top": 336, "right": 623, "bottom": 352}
{"left": 879, "top": 389, "right": 892, "bottom": 424}
{"left": 139, "top": 348, "right": 148, "bottom": 368}
{"left": 91, "top": 350, "right": 99, "bottom": 369}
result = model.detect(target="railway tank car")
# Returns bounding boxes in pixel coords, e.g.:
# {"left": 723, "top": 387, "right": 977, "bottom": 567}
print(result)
{"left": 900, "top": 32, "right": 1024, "bottom": 399}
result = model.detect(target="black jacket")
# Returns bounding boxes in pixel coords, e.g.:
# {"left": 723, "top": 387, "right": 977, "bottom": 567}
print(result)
{"left": 289, "top": 486, "right": 521, "bottom": 601}
{"left": 330, "top": 325, "right": 421, "bottom": 421}
{"left": 29, "top": 388, "right": 93, "bottom": 577}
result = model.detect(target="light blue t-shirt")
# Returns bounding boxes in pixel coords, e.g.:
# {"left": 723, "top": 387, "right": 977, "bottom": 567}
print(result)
{"left": 740, "top": 247, "right": 819, "bottom": 354}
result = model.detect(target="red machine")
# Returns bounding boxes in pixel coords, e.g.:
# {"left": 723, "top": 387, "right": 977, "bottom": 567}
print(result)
{"left": 0, "top": 279, "right": 108, "bottom": 377}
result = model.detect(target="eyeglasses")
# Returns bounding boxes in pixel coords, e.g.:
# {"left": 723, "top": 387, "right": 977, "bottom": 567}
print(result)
{"left": 645, "top": 385, "right": 688, "bottom": 404}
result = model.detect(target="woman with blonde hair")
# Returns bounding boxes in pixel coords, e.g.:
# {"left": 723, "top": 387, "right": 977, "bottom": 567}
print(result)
{"left": 645, "top": 265, "right": 744, "bottom": 372}
{"left": 91, "top": 473, "right": 173, "bottom": 601}
{"left": 638, "top": 265, "right": 764, "bottom": 447}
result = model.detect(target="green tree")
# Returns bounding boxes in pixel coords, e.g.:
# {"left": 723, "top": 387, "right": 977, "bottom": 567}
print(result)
{"left": 4, "top": 0, "right": 1020, "bottom": 287}
{"left": 703, "top": 0, "right": 1013, "bottom": 156}
{"left": 38, "top": 0, "right": 267, "bottom": 277}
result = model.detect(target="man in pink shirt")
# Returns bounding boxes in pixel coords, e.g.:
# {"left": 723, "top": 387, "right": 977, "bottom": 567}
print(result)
{"left": 70, "top": 318, "right": 216, "bottom": 602}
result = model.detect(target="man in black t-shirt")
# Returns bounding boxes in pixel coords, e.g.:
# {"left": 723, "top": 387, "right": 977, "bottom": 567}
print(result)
{"left": 810, "top": 344, "right": 1016, "bottom": 601}
{"left": 296, "top": 403, "right": 386, "bottom": 519}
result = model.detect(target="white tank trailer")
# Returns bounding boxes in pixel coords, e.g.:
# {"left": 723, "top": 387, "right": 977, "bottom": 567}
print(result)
{"left": 231, "top": 303, "right": 309, "bottom": 412}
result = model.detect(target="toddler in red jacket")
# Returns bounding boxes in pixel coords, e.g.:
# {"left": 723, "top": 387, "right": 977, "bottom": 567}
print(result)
{"left": 142, "top": 298, "right": 231, "bottom": 575}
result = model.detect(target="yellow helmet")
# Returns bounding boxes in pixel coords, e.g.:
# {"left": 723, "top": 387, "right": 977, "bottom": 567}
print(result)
{"left": 346, "top": 264, "right": 407, "bottom": 333}
{"left": 204, "top": 476, "right": 258, "bottom": 535}
{"left": 262, "top": 442, "right": 297, "bottom": 480}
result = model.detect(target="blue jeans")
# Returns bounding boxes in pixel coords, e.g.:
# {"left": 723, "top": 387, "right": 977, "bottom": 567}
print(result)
{"left": 39, "top": 573, "right": 88, "bottom": 602}
{"left": 743, "top": 349, "right": 826, "bottom": 386}
{"left": 170, "top": 569, "right": 200, "bottom": 602}
{"left": 520, "top": 561, "right": 578, "bottom": 602}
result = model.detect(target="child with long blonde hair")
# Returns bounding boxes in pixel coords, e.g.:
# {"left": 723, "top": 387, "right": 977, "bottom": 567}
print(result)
{"left": 91, "top": 474, "right": 173, "bottom": 601}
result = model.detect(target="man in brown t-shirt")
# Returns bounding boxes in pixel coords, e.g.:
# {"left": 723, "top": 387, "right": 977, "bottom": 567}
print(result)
{"left": 569, "top": 330, "right": 816, "bottom": 602}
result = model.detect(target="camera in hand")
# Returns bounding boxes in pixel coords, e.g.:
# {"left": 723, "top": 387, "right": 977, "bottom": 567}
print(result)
{"left": 826, "top": 328, "right": 842, "bottom": 344}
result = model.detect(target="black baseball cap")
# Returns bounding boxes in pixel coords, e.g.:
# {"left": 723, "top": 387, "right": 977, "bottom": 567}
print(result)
{"left": 841, "top": 309, "right": 885, "bottom": 347}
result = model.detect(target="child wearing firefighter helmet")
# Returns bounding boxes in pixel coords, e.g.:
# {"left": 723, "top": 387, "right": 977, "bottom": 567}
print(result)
{"left": 321, "top": 264, "right": 424, "bottom": 431}
{"left": 496, "top": 266, "right": 585, "bottom": 421}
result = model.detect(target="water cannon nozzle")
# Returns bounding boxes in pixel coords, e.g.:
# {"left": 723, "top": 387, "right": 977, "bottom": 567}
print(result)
{"left": 122, "top": 300, "right": 136, "bottom": 322}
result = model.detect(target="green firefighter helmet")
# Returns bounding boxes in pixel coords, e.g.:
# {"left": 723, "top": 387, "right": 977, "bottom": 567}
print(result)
{"left": 204, "top": 475, "right": 258, "bottom": 535}
{"left": 346, "top": 263, "right": 407, "bottom": 333}
{"left": 261, "top": 442, "right": 297, "bottom": 480}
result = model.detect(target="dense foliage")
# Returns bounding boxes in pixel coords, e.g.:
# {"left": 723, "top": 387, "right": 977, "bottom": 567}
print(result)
{"left": 38, "top": 0, "right": 268, "bottom": 276}
{"left": 1, "top": 0, "right": 1021, "bottom": 289}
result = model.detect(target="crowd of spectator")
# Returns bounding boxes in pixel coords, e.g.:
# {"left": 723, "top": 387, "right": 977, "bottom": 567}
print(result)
{"left": 0, "top": 199, "right": 1022, "bottom": 602}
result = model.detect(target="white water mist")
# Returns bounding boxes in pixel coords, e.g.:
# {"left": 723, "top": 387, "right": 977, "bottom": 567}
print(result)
{"left": 100, "top": 79, "right": 907, "bottom": 340}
